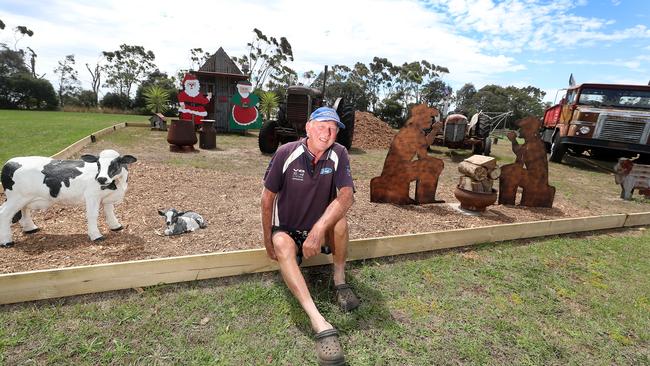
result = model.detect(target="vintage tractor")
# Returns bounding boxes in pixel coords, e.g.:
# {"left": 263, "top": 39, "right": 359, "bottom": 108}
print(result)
{"left": 431, "top": 112, "right": 498, "bottom": 155}
{"left": 258, "top": 67, "right": 355, "bottom": 154}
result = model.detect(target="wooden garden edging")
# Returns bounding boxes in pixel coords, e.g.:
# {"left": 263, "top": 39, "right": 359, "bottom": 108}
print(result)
{"left": 1, "top": 212, "right": 649, "bottom": 305}
{"left": 51, "top": 122, "right": 148, "bottom": 159}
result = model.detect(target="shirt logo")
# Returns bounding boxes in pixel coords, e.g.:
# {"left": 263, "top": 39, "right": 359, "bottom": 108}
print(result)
{"left": 320, "top": 167, "right": 333, "bottom": 175}
{"left": 292, "top": 168, "right": 305, "bottom": 181}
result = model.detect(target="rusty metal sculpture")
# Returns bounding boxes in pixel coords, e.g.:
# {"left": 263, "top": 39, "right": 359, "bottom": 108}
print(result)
{"left": 498, "top": 116, "right": 555, "bottom": 207}
{"left": 370, "top": 104, "right": 444, "bottom": 204}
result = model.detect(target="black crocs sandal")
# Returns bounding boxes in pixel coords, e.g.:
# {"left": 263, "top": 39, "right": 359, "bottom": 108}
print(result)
{"left": 314, "top": 328, "right": 345, "bottom": 366}
{"left": 334, "top": 284, "right": 360, "bottom": 312}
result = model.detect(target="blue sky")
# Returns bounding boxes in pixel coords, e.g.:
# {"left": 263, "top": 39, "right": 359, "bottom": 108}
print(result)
{"left": 1, "top": 0, "right": 649, "bottom": 104}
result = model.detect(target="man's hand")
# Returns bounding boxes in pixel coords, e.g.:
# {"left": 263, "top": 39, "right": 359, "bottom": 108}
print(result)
{"left": 261, "top": 188, "right": 278, "bottom": 261}
{"left": 302, "top": 227, "right": 325, "bottom": 259}
{"left": 264, "top": 238, "right": 277, "bottom": 261}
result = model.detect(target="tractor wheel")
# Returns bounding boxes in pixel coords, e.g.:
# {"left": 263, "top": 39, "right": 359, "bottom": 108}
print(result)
{"left": 259, "top": 119, "right": 279, "bottom": 154}
{"left": 335, "top": 102, "right": 355, "bottom": 150}
{"left": 476, "top": 113, "right": 491, "bottom": 139}
{"left": 548, "top": 133, "right": 567, "bottom": 163}
{"left": 472, "top": 141, "right": 483, "bottom": 155}
{"left": 471, "top": 138, "right": 492, "bottom": 156}
{"left": 482, "top": 137, "right": 492, "bottom": 156}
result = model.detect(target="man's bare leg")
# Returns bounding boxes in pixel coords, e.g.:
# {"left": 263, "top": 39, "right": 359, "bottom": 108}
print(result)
{"left": 329, "top": 218, "right": 349, "bottom": 286}
{"left": 273, "top": 232, "right": 333, "bottom": 333}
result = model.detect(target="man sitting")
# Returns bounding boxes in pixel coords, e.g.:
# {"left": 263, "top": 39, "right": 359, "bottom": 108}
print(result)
{"left": 261, "top": 106, "right": 358, "bottom": 365}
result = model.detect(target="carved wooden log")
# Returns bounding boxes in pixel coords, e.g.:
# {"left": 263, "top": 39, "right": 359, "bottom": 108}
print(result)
{"left": 488, "top": 167, "right": 501, "bottom": 180}
{"left": 471, "top": 181, "right": 485, "bottom": 192}
{"left": 465, "top": 155, "right": 497, "bottom": 170}
{"left": 458, "top": 161, "right": 488, "bottom": 181}
{"left": 482, "top": 179, "right": 494, "bottom": 192}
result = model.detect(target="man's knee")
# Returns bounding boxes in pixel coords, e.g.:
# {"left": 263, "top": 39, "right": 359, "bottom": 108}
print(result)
{"left": 272, "top": 233, "right": 297, "bottom": 260}
{"left": 333, "top": 217, "right": 348, "bottom": 237}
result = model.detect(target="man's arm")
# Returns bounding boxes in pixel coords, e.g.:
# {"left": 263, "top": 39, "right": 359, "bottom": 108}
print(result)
{"left": 302, "top": 187, "right": 355, "bottom": 258}
{"left": 261, "top": 187, "right": 277, "bottom": 260}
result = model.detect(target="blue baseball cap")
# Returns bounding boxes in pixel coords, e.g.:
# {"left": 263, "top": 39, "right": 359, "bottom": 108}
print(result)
{"left": 309, "top": 107, "right": 345, "bottom": 129}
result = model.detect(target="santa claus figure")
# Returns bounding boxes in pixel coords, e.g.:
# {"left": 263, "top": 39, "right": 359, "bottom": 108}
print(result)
{"left": 177, "top": 73, "right": 212, "bottom": 127}
{"left": 229, "top": 80, "right": 262, "bottom": 129}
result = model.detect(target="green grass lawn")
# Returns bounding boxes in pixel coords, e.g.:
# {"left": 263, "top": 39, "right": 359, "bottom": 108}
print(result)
{"left": 1, "top": 230, "right": 648, "bottom": 365}
{"left": 0, "top": 110, "right": 148, "bottom": 164}
{"left": 1, "top": 111, "right": 649, "bottom": 364}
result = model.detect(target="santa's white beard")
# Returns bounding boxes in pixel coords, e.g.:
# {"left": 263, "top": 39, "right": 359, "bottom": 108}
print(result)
{"left": 185, "top": 82, "right": 200, "bottom": 97}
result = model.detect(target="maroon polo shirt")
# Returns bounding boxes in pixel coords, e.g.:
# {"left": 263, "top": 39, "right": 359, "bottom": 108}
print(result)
{"left": 263, "top": 138, "right": 355, "bottom": 231}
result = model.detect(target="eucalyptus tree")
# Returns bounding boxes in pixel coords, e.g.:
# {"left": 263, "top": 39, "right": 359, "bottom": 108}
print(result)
{"left": 232, "top": 28, "right": 293, "bottom": 90}
{"left": 102, "top": 44, "right": 157, "bottom": 98}
{"left": 53, "top": 54, "right": 80, "bottom": 106}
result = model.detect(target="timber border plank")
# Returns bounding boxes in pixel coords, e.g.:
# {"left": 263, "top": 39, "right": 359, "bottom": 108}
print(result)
{"left": 1, "top": 213, "right": 648, "bottom": 305}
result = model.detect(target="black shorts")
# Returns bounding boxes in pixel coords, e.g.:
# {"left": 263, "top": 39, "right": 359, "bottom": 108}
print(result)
{"left": 272, "top": 226, "right": 331, "bottom": 265}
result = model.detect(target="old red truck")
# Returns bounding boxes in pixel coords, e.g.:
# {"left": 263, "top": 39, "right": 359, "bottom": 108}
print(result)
{"left": 541, "top": 83, "right": 650, "bottom": 162}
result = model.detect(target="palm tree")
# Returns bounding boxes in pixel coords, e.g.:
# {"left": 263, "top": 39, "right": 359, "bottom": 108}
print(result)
{"left": 259, "top": 90, "right": 279, "bottom": 120}
{"left": 143, "top": 85, "right": 170, "bottom": 114}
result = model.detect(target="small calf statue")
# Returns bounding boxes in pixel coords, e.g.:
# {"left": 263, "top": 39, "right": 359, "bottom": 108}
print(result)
{"left": 158, "top": 208, "right": 206, "bottom": 236}
{"left": 0, "top": 149, "right": 137, "bottom": 247}
{"left": 614, "top": 157, "right": 650, "bottom": 200}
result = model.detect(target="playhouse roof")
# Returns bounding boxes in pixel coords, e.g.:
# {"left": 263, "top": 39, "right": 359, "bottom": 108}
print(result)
{"left": 199, "top": 47, "right": 243, "bottom": 75}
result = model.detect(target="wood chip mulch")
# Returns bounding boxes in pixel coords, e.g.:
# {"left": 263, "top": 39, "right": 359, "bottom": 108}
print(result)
{"left": 0, "top": 113, "right": 643, "bottom": 274}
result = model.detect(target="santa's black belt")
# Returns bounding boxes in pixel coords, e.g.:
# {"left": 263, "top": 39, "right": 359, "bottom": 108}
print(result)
{"left": 183, "top": 102, "right": 203, "bottom": 107}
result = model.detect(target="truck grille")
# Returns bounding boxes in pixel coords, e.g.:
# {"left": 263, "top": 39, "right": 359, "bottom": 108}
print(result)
{"left": 595, "top": 115, "right": 650, "bottom": 144}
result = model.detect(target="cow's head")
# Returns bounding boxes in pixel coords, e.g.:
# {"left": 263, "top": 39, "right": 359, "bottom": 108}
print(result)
{"left": 614, "top": 157, "right": 633, "bottom": 176}
{"left": 81, "top": 149, "right": 137, "bottom": 188}
{"left": 158, "top": 208, "right": 185, "bottom": 226}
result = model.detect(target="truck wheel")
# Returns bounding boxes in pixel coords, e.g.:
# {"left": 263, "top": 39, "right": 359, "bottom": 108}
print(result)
{"left": 335, "top": 102, "right": 355, "bottom": 150}
{"left": 548, "top": 134, "right": 567, "bottom": 163}
{"left": 259, "top": 119, "right": 279, "bottom": 154}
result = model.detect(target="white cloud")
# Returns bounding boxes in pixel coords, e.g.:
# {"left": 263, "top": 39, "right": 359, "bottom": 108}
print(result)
{"left": 527, "top": 59, "right": 555, "bottom": 65}
{"left": 565, "top": 54, "right": 650, "bottom": 71}
{"left": 424, "top": 0, "right": 650, "bottom": 53}
{"left": 1, "top": 0, "right": 527, "bottom": 94}
{"left": 0, "top": 0, "right": 645, "bottom": 98}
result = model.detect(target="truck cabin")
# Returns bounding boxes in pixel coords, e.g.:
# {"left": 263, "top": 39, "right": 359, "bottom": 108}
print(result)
{"left": 543, "top": 83, "right": 650, "bottom": 162}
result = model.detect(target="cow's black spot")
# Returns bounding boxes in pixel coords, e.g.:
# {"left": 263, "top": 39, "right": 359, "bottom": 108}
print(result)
{"left": 41, "top": 160, "right": 84, "bottom": 198}
{"left": 1, "top": 161, "right": 22, "bottom": 191}
{"left": 107, "top": 159, "right": 120, "bottom": 178}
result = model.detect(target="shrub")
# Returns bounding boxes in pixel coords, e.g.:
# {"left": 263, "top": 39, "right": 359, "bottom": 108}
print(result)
{"left": 143, "top": 85, "right": 170, "bottom": 114}
{"left": 100, "top": 92, "right": 131, "bottom": 110}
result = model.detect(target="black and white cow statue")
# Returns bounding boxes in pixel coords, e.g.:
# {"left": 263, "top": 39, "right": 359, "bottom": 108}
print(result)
{"left": 158, "top": 208, "right": 206, "bottom": 236}
{"left": 0, "top": 149, "right": 137, "bottom": 247}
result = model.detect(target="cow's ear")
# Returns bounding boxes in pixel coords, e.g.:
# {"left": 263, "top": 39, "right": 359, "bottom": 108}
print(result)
{"left": 81, "top": 154, "right": 98, "bottom": 163}
{"left": 177, "top": 211, "right": 185, "bottom": 216}
{"left": 158, "top": 209, "right": 166, "bottom": 216}
{"left": 119, "top": 155, "right": 137, "bottom": 164}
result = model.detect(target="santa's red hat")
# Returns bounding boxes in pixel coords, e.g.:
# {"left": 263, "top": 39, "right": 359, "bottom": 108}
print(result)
{"left": 182, "top": 73, "right": 198, "bottom": 85}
